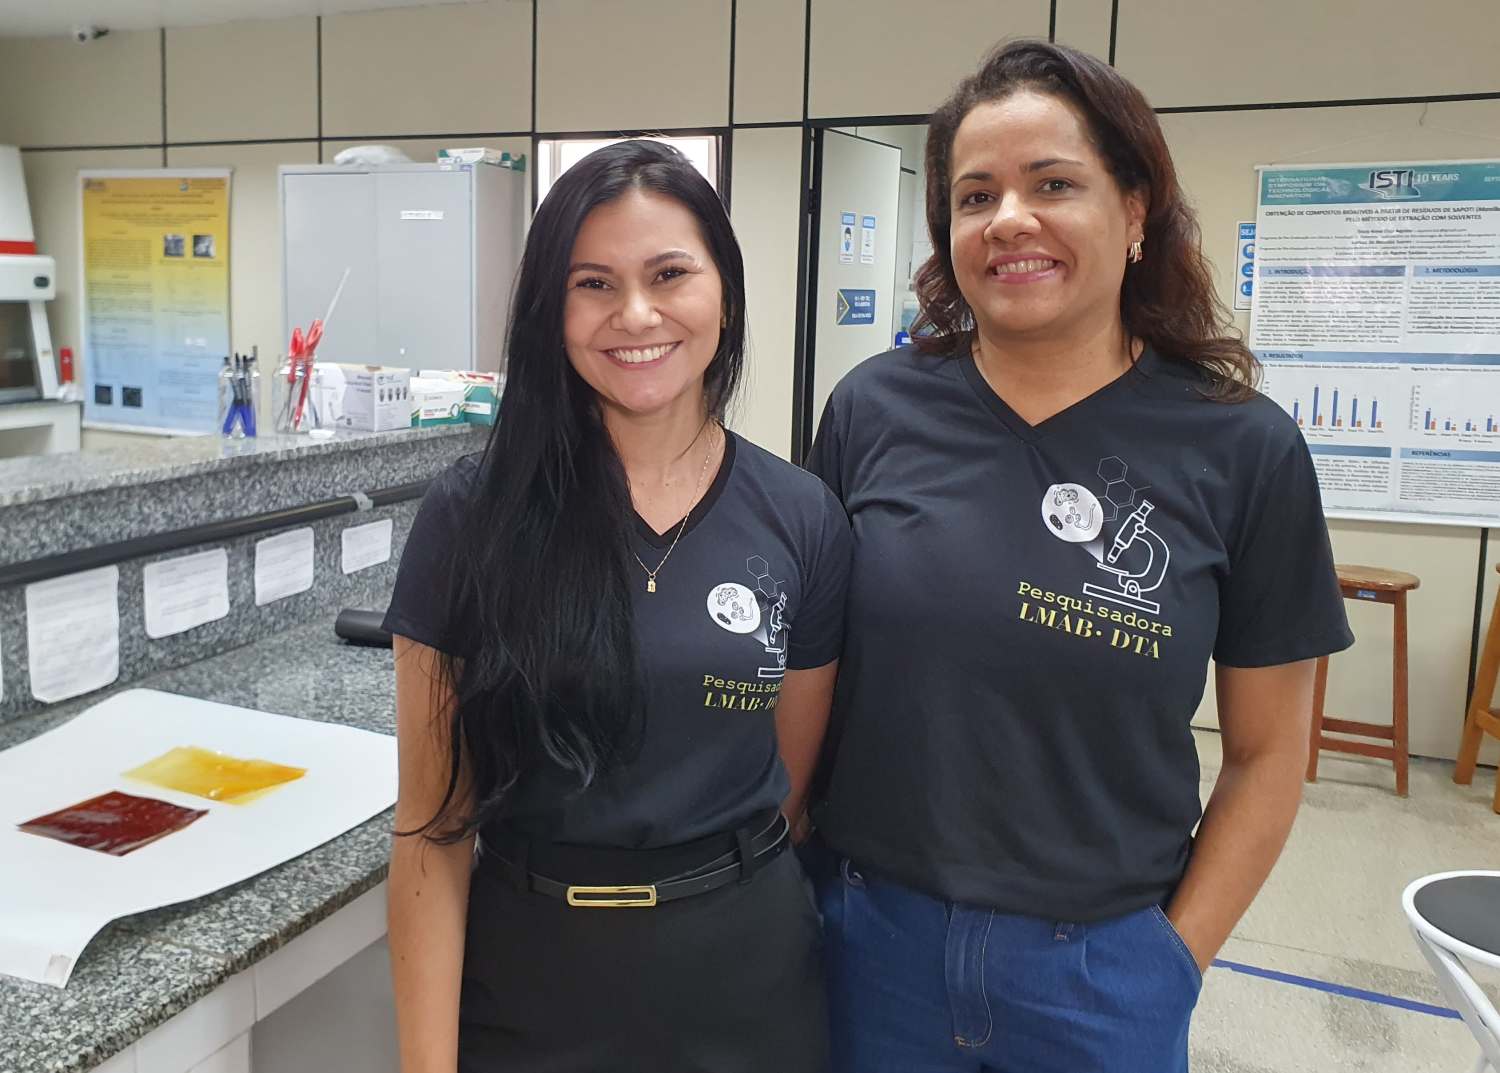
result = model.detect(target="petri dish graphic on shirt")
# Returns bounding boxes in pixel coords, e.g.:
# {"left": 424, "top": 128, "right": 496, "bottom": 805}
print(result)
{"left": 123, "top": 746, "right": 307, "bottom": 804}
{"left": 19, "top": 790, "right": 207, "bottom": 856}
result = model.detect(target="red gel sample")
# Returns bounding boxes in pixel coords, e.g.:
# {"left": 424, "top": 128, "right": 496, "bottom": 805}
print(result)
{"left": 19, "top": 790, "right": 208, "bottom": 856}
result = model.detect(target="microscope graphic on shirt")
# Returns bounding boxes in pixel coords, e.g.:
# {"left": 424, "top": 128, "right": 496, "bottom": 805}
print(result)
{"left": 1083, "top": 499, "right": 1170, "bottom": 615}
{"left": 1043, "top": 456, "right": 1172, "bottom": 616}
{"left": 1079, "top": 455, "right": 1170, "bottom": 615}
{"left": 746, "top": 556, "right": 789, "bottom": 680}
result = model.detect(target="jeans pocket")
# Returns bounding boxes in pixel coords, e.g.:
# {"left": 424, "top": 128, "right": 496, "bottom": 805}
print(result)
{"left": 1149, "top": 905, "right": 1205, "bottom": 988}
{"left": 815, "top": 858, "right": 866, "bottom": 950}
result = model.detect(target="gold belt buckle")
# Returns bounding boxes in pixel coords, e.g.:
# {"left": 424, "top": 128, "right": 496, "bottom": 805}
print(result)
{"left": 565, "top": 884, "right": 659, "bottom": 908}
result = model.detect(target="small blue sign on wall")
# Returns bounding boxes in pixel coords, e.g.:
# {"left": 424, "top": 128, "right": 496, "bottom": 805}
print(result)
{"left": 839, "top": 211, "right": 857, "bottom": 264}
{"left": 836, "top": 288, "right": 876, "bottom": 325}
{"left": 1234, "top": 221, "right": 1255, "bottom": 311}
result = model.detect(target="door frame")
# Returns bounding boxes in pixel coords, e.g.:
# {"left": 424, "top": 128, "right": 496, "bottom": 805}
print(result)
{"left": 791, "top": 123, "right": 924, "bottom": 462}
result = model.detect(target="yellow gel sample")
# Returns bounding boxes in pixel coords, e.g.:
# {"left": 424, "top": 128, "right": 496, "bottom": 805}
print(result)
{"left": 124, "top": 746, "right": 307, "bottom": 804}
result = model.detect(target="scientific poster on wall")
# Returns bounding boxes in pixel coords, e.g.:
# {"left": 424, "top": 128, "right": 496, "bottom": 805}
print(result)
{"left": 1251, "top": 160, "right": 1500, "bottom": 526}
{"left": 78, "top": 170, "right": 231, "bottom": 435}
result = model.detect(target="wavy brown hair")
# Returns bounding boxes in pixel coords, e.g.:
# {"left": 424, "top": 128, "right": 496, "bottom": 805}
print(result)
{"left": 913, "top": 40, "right": 1257, "bottom": 399}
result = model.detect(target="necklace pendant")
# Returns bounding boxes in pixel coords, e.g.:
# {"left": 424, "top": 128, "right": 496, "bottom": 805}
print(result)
{"left": 646, "top": 577, "right": 657, "bottom": 593}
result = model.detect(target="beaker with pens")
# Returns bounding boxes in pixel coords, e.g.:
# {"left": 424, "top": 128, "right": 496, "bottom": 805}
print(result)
{"left": 276, "top": 267, "right": 349, "bottom": 435}
{"left": 274, "top": 349, "right": 324, "bottom": 434}
{"left": 218, "top": 350, "right": 260, "bottom": 440}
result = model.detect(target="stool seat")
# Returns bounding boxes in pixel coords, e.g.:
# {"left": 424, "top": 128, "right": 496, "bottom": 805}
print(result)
{"left": 1404, "top": 871, "right": 1500, "bottom": 1071}
{"left": 1414, "top": 875, "right": 1500, "bottom": 959}
{"left": 1335, "top": 564, "right": 1420, "bottom": 592}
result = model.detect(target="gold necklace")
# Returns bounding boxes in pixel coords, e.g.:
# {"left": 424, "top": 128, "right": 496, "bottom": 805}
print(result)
{"left": 632, "top": 426, "right": 717, "bottom": 594}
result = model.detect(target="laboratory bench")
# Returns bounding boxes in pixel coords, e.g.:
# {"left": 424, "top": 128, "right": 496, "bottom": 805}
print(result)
{"left": 0, "top": 423, "right": 484, "bottom": 726}
{"left": 0, "top": 423, "right": 474, "bottom": 510}
{"left": 0, "top": 423, "right": 485, "bottom": 1073}
{"left": 0, "top": 620, "right": 400, "bottom": 1073}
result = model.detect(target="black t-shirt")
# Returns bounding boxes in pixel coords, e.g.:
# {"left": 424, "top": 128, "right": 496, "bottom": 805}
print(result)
{"left": 806, "top": 344, "right": 1352, "bottom": 921}
{"left": 384, "top": 432, "right": 852, "bottom": 848}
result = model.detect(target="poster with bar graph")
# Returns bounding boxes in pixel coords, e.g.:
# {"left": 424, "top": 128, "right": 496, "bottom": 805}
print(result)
{"left": 1252, "top": 159, "right": 1500, "bottom": 526}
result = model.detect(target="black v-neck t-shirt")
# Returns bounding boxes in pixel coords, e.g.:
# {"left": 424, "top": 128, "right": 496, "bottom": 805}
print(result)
{"left": 384, "top": 431, "right": 852, "bottom": 848}
{"left": 805, "top": 344, "right": 1352, "bottom": 920}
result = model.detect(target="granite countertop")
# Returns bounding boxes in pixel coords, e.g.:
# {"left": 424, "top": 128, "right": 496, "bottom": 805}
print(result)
{"left": 0, "top": 424, "right": 482, "bottom": 508}
{"left": 0, "top": 619, "right": 399, "bottom": 1073}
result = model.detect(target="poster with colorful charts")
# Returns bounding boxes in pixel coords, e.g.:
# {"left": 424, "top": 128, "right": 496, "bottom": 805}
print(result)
{"left": 1251, "top": 159, "right": 1500, "bottom": 526}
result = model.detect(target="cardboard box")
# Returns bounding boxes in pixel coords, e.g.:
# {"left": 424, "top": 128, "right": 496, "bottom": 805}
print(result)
{"left": 410, "top": 377, "right": 467, "bottom": 427}
{"left": 416, "top": 369, "right": 500, "bottom": 427}
{"left": 461, "top": 375, "right": 499, "bottom": 427}
{"left": 438, "top": 147, "right": 514, "bottom": 167}
{"left": 333, "top": 366, "right": 411, "bottom": 432}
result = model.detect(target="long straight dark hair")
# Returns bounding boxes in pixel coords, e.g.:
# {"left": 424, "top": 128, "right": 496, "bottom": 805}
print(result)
{"left": 418, "top": 140, "right": 747, "bottom": 842}
{"left": 914, "top": 40, "right": 1258, "bottom": 399}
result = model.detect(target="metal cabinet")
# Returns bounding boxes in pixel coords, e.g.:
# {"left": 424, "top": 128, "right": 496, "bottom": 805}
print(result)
{"left": 280, "top": 163, "right": 524, "bottom": 373}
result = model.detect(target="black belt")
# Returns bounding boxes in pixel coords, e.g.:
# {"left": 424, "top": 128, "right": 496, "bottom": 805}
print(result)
{"left": 488, "top": 812, "right": 791, "bottom": 909}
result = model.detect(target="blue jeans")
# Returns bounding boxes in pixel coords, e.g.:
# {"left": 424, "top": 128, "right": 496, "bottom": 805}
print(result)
{"left": 815, "top": 855, "right": 1202, "bottom": 1073}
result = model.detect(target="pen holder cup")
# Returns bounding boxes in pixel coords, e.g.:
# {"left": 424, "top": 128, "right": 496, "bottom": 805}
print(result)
{"left": 217, "top": 376, "right": 241, "bottom": 440}
{"left": 218, "top": 363, "right": 259, "bottom": 440}
{"left": 274, "top": 360, "right": 322, "bottom": 435}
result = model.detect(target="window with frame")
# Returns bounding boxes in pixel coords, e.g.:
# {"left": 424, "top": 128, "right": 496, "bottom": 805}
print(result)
{"left": 536, "top": 135, "right": 721, "bottom": 204}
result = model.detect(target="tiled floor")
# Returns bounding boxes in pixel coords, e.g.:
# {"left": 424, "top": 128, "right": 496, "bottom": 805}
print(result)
{"left": 1189, "top": 730, "right": 1500, "bottom": 1072}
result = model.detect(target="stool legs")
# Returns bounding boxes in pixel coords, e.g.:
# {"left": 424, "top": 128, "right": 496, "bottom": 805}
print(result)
{"left": 1455, "top": 709, "right": 1500, "bottom": 813}
{"left": 1305, "top": 587, "right": 1409, "bottom": 796}
{"left": 1393, "top": 592, "right": 1409, "bottom": 798}
{"left": 1456, "top": 578, "right": 1500, "bottom": 813}
{"left": 1456, "top": 709, "right": 1486, "bottom": 787}
{"left": 1307, "top": 655, "right": 1330, "bottom": 783}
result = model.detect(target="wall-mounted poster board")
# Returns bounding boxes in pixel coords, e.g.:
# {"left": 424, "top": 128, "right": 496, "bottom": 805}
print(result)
{"left": 78, "top": 170, "right": 231, "bottom": 435}
{"left": 1251, "top": 160, "right": 1500, "bottom": 527}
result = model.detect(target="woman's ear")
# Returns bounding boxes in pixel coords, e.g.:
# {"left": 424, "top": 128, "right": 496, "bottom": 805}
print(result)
{"left": 1125, "top": 187, "right": 1149, "bottom": 241}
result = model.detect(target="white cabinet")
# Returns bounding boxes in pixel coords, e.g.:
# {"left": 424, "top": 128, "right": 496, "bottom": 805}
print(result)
{"left": 83, "top": 883, "right": 393, "bottom": 1073}
{"left": 280, "top": 163, "right": 525, "bottom": 373}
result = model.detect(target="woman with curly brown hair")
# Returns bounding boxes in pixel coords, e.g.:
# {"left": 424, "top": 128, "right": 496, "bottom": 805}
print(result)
{"left": 803, "top": 41, "right": 1353, "bottom": 1072}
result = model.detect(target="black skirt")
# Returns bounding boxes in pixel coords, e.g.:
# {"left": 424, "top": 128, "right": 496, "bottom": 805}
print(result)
{"left": 458, "top": 840, "right": 829, "bottom": 1072}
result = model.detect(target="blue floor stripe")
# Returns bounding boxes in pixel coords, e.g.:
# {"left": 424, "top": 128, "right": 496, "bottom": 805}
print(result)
{"left": 1211, "top": 958, "right": 1461, "bottom": 1020}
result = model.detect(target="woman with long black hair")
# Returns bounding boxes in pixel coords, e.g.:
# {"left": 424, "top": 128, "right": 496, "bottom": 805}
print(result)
{"left": 382, "top": 140, "right": 848, "bottom": 1072}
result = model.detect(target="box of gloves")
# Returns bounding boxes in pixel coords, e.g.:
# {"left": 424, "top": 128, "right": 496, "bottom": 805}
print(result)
{"left": 412, "top": 370, "right": 500, "bottom": 427}
{"left": 334, "top": 365, "right": 411, "bottom": 432}
{"left": 409, "top": 376, "right": 467, "bottom": 427}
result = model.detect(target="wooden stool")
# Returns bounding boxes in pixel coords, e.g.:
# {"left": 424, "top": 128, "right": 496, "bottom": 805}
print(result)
{"left": 1306, "top": 564, "right": 1420, "bottom": 796}
{"left": 1455, "top": 563, "right": 1500, "bottom": 813}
